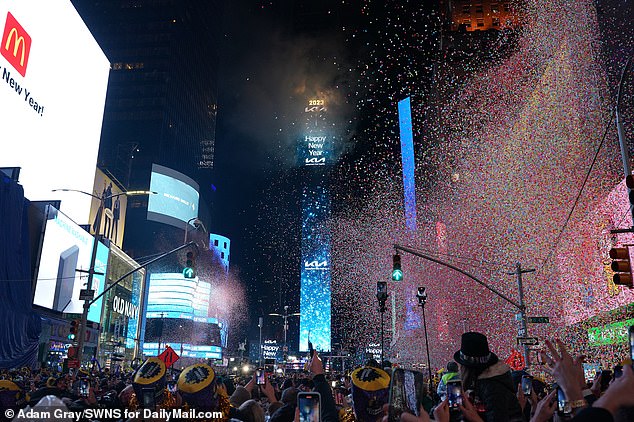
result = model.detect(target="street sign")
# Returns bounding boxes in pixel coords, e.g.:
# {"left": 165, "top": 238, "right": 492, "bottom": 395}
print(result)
{"left": 527, "top": 316, "right": 550, "bottom": 324}
{"left": 517, "top": 337, "right": 539, "bottom": 346}
{"left": 79, "top": 289, "right": 95, "bottom": 301}
{"left": 518, "top": 328, "right": 527, "bottom": 337}
{"left": 158, "top": 345, "right": 180, "bottom": 368}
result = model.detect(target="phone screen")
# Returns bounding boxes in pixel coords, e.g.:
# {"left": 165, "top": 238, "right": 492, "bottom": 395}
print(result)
{"left": 557, "top": 387, "right": 571, "bottom": 415}
{"left": 79, "top": 380, "right": 89, "bottom": 397}
{"left": 388, "top": 368, "right": 425, "bottom": 422}
{"left": 141, "top": 388, "right": 156, "bottom": 410}
{"left": 521, "top": 376, "right": 532, "bottom": 395}
{"left": 629, "top": 326, "right": 634, "bottom": 361}
{"left": 256, "top": 368, "right": 266, "bottom": 385}
{"left": 298, "top": 392, "right": 321, "bottom": 422}
{"left": 447, "top": 381, "right": 463, "bottom": 409}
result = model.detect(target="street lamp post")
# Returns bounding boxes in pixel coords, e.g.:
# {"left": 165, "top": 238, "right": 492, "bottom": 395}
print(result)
{"left": 376, "top": 282, "right": 388, "bottom": 365}
{"left": 52, "top": 188, "right": 155, "bottom": 364}
{"left": 258, "top": 317, "right": 263, "bottom": 366}
{"left": 269, "top": 305, "right": 301, "bottom": 365}
{"left": 416, "top": 287, "right": 433, "bottom": 390}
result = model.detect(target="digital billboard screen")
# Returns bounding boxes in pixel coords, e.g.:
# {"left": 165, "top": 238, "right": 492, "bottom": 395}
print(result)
{"left": 33, "top": 205, "right": 107, "bottom": 322}
{"left": 0, "top": 1, "right": 110, "bottom": 224}
{"left": 88, "top": 168, "right": 128, "bottom": 249}
{"left": 147, "top": 164, "right": 199, "bottom": 229}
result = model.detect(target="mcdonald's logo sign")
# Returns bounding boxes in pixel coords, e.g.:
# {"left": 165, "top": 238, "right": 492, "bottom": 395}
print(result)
{"left": 1, "top": 12, "right": 31, "bottom": 77}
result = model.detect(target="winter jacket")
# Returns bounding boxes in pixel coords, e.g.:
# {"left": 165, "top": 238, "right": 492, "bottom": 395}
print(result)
{"left": 570, "top": 407, "right": 613, "bottom": 422}
{"left": 312, "top": 374, "right": 339, "bottom": 422}
{"left": 474, "top": 361, "right": 525, "bottom": 422}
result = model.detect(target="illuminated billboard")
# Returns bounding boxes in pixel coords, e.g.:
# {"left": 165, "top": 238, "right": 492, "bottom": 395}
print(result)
{"left": 398, "top": 97, "right": 417, "bottom": 232}
{"left": 297, "top": 135, "right": 333, "bottom": 167}
{"left": 88, "top": 168, "right": 128, "bottom": 249}
{"left": 0, "top": 1, "right": 110, "bottom": 224}
{"left": 33, "top": 205, "right": 107, "bottom": 323}
{"left": 299, "top": 186, "right": 332, "bottom": 352}
{"left": 147, "top": 164, "right": 199, "bottom": 229}
{"left": 146, "top": 273, "right": 213, "bottom": 322}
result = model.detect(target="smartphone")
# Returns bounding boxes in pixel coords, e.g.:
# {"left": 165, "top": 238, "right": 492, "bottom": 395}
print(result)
{"left": 298, "top": 392, "right": 321, "bottom": 422}
{"left": 629, "top": 326, "right": 634, "bottom": 362}
{"left": 141, "top": 387, "right": 156, "bottom": 410}
{"left": 334, "top": 388, "right": 345, "bottom": 406}
{"left": 599, "top": 370, "right": 612, "bottom": 391}
{"left": 308, "top": 340, "right": 315, "bottom": 358}
{"left": 521, "top": 375, "right": 532, "bottom": 395}
{"left": 256, "top": 368, "right": 266, "bottom": 385}
{"left": 68, "top": 368, "right": 75, "bottom": 377}
{"left": 447, "top": 380, "right": 464, "bottom": 410}
{"left": 167, "top": 381, "right": 177, "bottom": 393}
{"left": 79, "top": 380, "right": 89, "bottom": 397}
{"left": 557, "top": 387, "right": 571, "bottom": 416}
{"left": 388, "top": 368, "right": 426, "bottom": 421}
{"left": 614, "top": 365, "right": 623, "bottom": 379}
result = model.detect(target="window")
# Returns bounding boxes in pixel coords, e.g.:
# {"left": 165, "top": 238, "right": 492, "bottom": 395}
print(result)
{"left": 492, "top": 17, "right": 500, "bottom": 26}
{"left": 477, "top": 18, "right": 485, "bottom": 27}
{"left": 462, "top": 19, "right": 472, "bottom": 27}
{"left": 491, "top": 3, "right": 499, "bottom": 13}
{"left": 224, "top": 242, "right": 227, "bottom": 248}
{"left": 462, "top": 4, "right": 470, "bottom": 14}
{"left": 475, "top": 4, "right": 483, "bottom": 13}
{"left": 221, "top": 252, "right": 225, "bottom": 259}
{"left": 214, "top": 239, "right": 219, "bottom": 246}
{"left": 503, "top": 2, "right": 511, "bottom": 12}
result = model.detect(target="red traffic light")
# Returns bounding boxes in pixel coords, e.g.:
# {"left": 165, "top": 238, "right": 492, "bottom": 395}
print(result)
{"left": 610, "top": 247, "right": 633, "bottom": 288}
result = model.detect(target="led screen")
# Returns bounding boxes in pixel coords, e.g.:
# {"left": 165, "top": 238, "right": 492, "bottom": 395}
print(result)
{"left": 142, "top": 343, "right": 222, "bottom": 360}
{"left": 0, "top": 1, "right": 110, "bottom": 224}
{"left": 147, "top": 164, "right": 200, "bottom": 228}
{"left": 398, "top": 97, "right": 417, "bottom": 232}
{"left": 146, "top": 273, "right": 211, "bottom": 321}
{"left": 299, "top": 185, "right": 331, "bottom": 352}
{"left": 33, "top": 205, "right": 107, "bottom": 322}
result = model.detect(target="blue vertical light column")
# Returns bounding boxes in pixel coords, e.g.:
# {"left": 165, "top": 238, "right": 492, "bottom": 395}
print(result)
{"left": 299, "top": 185, "right": 331, "bottom": 352}
{"left": 398, "top": 97, "right": 417, "bottom": 232}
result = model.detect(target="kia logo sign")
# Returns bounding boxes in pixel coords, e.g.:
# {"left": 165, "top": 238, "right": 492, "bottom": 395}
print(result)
{"left": 2, "top": 12, "right": 31, "bottom": 77}
{"left": 304, "top": 260, "right": 329, "bottom": 271}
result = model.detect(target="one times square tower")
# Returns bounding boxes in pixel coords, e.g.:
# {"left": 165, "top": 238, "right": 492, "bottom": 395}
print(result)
{"left": 297, "top": 99, "right": 333, "bottom": 352}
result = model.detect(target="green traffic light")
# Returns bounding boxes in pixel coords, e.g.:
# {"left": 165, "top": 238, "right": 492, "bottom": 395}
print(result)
{"left": 392, "top": 269, "right": 403, "bottom": 281}
{"left": 68, "top": 334, "right": 76, "bottom": 341}
{"left": 183, "top": 267, "right": 195, "bottom": 278}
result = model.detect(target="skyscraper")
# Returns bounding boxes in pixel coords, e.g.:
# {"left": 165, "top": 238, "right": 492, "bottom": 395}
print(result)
{"left": 71, "top": 0, "right": 222, "bottom": 254}
{"left": 298, "top": 98, "right": 333, "bottom": 352}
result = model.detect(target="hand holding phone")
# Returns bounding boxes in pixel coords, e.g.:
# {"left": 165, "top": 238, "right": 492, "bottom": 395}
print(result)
{"left": 298, "top": 392, "right": 321, "bottom": 422}
{"left": 447, "top": 381, "right": 464, "bottom": 410}
{"left": 79, "top": 380, "right": 89, "bottom": 397}
{"left": 256, "top": 368, "right": 266, "bottom": 385}
{"left": 521, "top": 376, "right": 533, "bottom": 395}
{"left": 557, "top": 387, "right": 571, "bottom": 416}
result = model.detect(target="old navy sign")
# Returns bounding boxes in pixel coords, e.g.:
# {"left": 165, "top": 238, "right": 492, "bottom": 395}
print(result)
{"left": 112, "top": 295, "right": 139, "bottom": 319}
{"left": 1, "top": 12, "right": 30, "bottom": 77}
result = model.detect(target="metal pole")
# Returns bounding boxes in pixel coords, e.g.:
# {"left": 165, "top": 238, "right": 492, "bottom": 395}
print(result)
{"left": 420, "top": 301, "right": 433, "bottom": 390}
{"left": 259, "top": 317, "right": 263, "bottom": 366}
{"left": 510, "top": 262, "right": 534, "bottom": 367}
{"left": 380, "top": 308, "right": 384, "bottom": 365}
{"left": 395, "top": 244, "right": 523, "bottom": 309}
{"left": 616, "top": 59, "right": 632, "bottom": 226}
{"left": 76, "top": 229, "right": 103, "bottom": 364}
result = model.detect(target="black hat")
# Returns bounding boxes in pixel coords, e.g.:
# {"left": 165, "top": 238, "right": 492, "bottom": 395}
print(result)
{"left": 453, "top": 332, "right": 498, "bottom": 368}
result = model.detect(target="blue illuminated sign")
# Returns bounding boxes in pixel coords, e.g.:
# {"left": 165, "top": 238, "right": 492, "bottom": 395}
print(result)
{"left": 87, "top": 241, "right": 108, "bottom": 323}
{"left": 299, "top": 185, "right": 331, "bottom": 352}
{"left": 147, "top": 164, "right": 199, "bottom": 229}
{"left": 398, "top": 97, "right": 417, "bottom": 232}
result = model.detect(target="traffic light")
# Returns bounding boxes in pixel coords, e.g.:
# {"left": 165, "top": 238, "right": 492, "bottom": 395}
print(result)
{"left": 392, "top": 253, "right": 403, "bottom": 281}
{"left": 610, "top": 247, "right": 632, "bottom": 287}
{"left": 68, "top": 320, "right": 78, "bottom": 341}
{"left": 183, "top": 251, "right": 196, "bottom": 278}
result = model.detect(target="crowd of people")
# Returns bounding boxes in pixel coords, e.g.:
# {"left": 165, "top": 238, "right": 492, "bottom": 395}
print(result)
{"left": 1, "top": 331, "right": 634, "bottom": 422}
